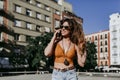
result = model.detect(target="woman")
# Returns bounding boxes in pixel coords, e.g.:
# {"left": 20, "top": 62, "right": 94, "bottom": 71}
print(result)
{"left": 44, "top": 18, "right": 86, "bottom": 80}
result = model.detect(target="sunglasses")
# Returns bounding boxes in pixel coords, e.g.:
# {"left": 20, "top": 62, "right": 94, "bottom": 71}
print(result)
{"left": 60, "top": 26, "right": 70, "bottom": 30}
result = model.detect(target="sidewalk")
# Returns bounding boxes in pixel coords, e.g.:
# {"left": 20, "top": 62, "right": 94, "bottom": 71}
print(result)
{"left": 77, "top": 72, "right": 120, "bottom": 78}
{"left": 0, "top": 72, "right": 120, "bottom": 80}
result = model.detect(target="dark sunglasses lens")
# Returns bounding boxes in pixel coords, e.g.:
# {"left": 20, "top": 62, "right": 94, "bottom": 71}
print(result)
{"left": 64, "top": 26, "right": 69, "bottom": 29}
{"left": 60, "top": 26, "right": 70, "bottom": 30}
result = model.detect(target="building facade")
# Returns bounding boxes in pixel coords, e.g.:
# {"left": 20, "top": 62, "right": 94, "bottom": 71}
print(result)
{"left": 0, "top": 0, "right": 83, "bottom": 47}
{"left": 85, "top": 30, "right": 110, "bottom": 68}
{"left": 109, "top": 13, "right": 120, "bottom": 67}
{"left": 2, "top": 0, "right": 63, "bottom": 46}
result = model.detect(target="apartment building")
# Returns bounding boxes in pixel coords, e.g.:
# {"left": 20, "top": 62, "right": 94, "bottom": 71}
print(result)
{"left": 85, "top": 30, "right": 110, "bottom": 68}
{"left": 0, "top": 0, "right": 83, "bottom": 47}
{"left": 109, "top": 13, "right": 120, "bottom": 67}
{"left": 0, "top": 0, "right": 74, "bottom": 45}
{"left": 4, "top": 0, "right": 62, "bottom": 46}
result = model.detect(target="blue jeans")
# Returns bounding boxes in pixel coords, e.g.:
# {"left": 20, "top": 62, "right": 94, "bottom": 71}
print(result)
{"left": 52, "top": 69, "right": 78, "bottom": 80}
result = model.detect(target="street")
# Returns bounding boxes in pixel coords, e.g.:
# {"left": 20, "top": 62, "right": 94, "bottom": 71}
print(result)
{"left": 0, "top": 73, "right": 119, "bottom": 80}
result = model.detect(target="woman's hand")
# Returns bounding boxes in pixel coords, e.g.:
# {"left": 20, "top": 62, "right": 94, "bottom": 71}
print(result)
{"left": 75, "top": 45, "right": 87, "bottom": 67}
{"left": 52, "top": 29, "right": 61, "bottom": 43}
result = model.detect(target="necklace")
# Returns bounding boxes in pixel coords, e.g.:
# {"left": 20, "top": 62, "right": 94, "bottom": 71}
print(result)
{"left": 62, "top": 39, "right": 71, "bottom": 66}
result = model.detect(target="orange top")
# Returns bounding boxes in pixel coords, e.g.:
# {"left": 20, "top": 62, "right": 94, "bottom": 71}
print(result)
{"left": 54, "top": 43, "right": 76, "bottom": 65}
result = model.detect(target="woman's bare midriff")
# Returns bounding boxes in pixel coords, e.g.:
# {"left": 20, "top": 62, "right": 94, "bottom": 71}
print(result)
{"left": 54, "top": 62, "right": 74, "bottom": 69}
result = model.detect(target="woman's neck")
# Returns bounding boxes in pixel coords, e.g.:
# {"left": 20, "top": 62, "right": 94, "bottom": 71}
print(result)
{"left": 63, "top": 37, "right": 70, "bottom": 42}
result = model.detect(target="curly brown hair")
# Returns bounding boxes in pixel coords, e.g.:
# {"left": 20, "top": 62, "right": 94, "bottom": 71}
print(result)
{"left": 60, "top": 18, "right": 86, "bottom": 55}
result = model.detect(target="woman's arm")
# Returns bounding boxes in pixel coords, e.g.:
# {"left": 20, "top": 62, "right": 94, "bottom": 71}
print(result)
{"left": 44, "top": 30, "right": 60, "bottom": 57}
{"left": 75, "top": 45, "right": 87, "bottom": 67}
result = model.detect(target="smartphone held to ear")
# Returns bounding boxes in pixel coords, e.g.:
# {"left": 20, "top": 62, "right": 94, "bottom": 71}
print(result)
{"left": 56, "top": 31, "right": 61, "bottom": 37}
{"left": 56, "top": 31, "right": 61, "bottom": 40}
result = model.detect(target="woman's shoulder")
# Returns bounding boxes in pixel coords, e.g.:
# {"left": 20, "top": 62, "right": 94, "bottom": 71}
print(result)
{"left": 55, "top": 40, "right": 62, "bottom": 47}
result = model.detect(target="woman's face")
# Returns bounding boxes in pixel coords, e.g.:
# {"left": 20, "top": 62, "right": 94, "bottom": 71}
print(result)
{"left": 60, "top": 21, "right": 71, "bottom": 37}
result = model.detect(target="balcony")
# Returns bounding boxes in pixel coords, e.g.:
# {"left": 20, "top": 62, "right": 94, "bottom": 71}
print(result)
{"left": 112, "top": 29, "right": 117, "bottom": 32}
{"left": 0, "top": 9, "right": 14, "bottom": 22}
{"left": 112, "top": 37, "right": 117, "bottom": 40}
{"left": 0, "top": 23, "right": 14, "bottom": 35}
{"left": 112, "top": 45, "right": 117, "bottom": 48}
{"left": 112, "top": 53, "right": 118, "bottom": 56}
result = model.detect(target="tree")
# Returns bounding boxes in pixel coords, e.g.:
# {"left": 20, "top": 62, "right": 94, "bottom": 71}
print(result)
{"left": 0, "top": 40, "right": 27, "bottom": 71}
{"left": 26, "top": 32, "right": 53, "bottom": 70}
{"left": 9, "top": 45, "right": 27, "bottom": 70}
{"left": 83, "top": 41, "right": 97, "bottom": 71}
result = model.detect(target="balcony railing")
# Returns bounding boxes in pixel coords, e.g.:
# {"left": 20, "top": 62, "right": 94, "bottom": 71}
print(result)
{"left": 112, "top": 29, "right": 117, "bottom": 32}
{"left": 0, "top": 9, "right": 14, "bottom": 22}
{"left": 112, "top": 45, "right": 117, "bottom": 48}
{"left": 112, "top": 37, "right": 117, "bottom": 40}
{"left": 0, "top": 23, "right": 14, "bottom": 35}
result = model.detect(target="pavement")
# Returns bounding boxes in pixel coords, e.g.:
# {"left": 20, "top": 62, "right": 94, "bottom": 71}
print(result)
{"left": 0, "top": 72, "right": 120, "bottom": 80}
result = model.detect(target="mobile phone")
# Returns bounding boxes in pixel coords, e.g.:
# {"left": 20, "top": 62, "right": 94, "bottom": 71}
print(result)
{"left": 56, "top": 31, "right": 61, "bottom": 38}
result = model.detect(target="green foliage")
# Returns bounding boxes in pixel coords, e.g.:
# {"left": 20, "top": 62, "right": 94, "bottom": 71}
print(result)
{"left": 74, "top": 41, "right": 97, "bottom": 72}
{"left": 83, "top": 41, "right": 97, "bottom": 71}
{"left": 0, "top": 40, "right": 14, "bottom": 57}
{"left": 26, "top": 32, "right": 53, "bottom": 70}
{"left": 0, "top": 40, "right": 27, "bottom": 69}
{"left": 9, "top": 50, "right": 27, "bottom": 67}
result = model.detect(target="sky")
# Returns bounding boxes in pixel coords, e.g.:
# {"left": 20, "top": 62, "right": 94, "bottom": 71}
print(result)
{"left": 66, "top": 0, "right": 120, "bottom": 34}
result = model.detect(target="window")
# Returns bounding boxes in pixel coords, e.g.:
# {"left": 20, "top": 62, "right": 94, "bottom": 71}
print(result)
{"left": 94, "top": 42, "right": 97, "bottom": 46}
{"left": 26, "top": 0, "right": 30, "bottom": 1}
{"left": 45, "top": 27, "right": 50, "bottom": 32}
{"left": 95, "top": 36, "right": 97, "bottom": 40}
{"left": 45, "top": 15, "right": 50, "bottom": 22}
{"left": 55, "top": 10, "right": 59, "bottom": 15}
{"left": 113, "top": 61, "right": 117, "bottom": 64}
{"left": 45, "top": 5, "right": 50, "bottom": 11}
{"left": 105, "top": 34, "right": 107, "bottom": 38}
{"left": 100, "top": 41, "right": 103, "bottom": 46}
{"left": 36, "top": 12, "right": 42, "bottom": 20}
{"left": 0, "top": 16, "right": 3, "bottom": 24}
{"left": 26, "top": 9, "right": 32, "bottom": 16}
{"left": 101, "top": 61, "right": 103, "bottom": 66}
{"left": 89, "top": 37, "right": 91, "bottom": 41}
{"left": 14, "top": 33, "right": 20, "bottom": 41}
{"left": 113, "top": 58, "right": 117, "bottom": 64}
{"left": 15, "top": 5, "right": 21, "bottom": 13}
{"left": 26, "top": 22, "right": 32, "bottom": 30}
{"left": 26, "top": 35, "right": 31, "bottom": 42}
{"left": 36, "top": 25, "right": 41, "bottom": 31}
{"left": 36, "top": 1, "right": 42, "bottom": 7}
{"left": 100, "top": 35, "right": 102, "bottom": 39}
{"left": 112, "top": 53, "right": 118, "bottom": 56}
{"left": 100, "top": 48, "right": 103, "bottom": 53}
{"left": 14, "top": 20, "right": 21, "bottom": 27}
{"left": 26, "top": 0, "right": 32, "bottom": 3}
{"left": 54, "top": 20, "right": 60, "bottom": 29}
{"left": 0, "top": 32, "right": 1, "bottom": 41}
{"left": 105, "top": 41, "right": 107, "bottom": 45}
{"left": 117, "top": 15, "right": 119, "bottom": 18}
{"left": 105, "top": 47, "right": 107, "bottom": 52}
{"left": 0, "top": 1, "right": 3, "bottom": 9}
{"left": 105, "top": 61, "right": 107, "bottom": 66}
